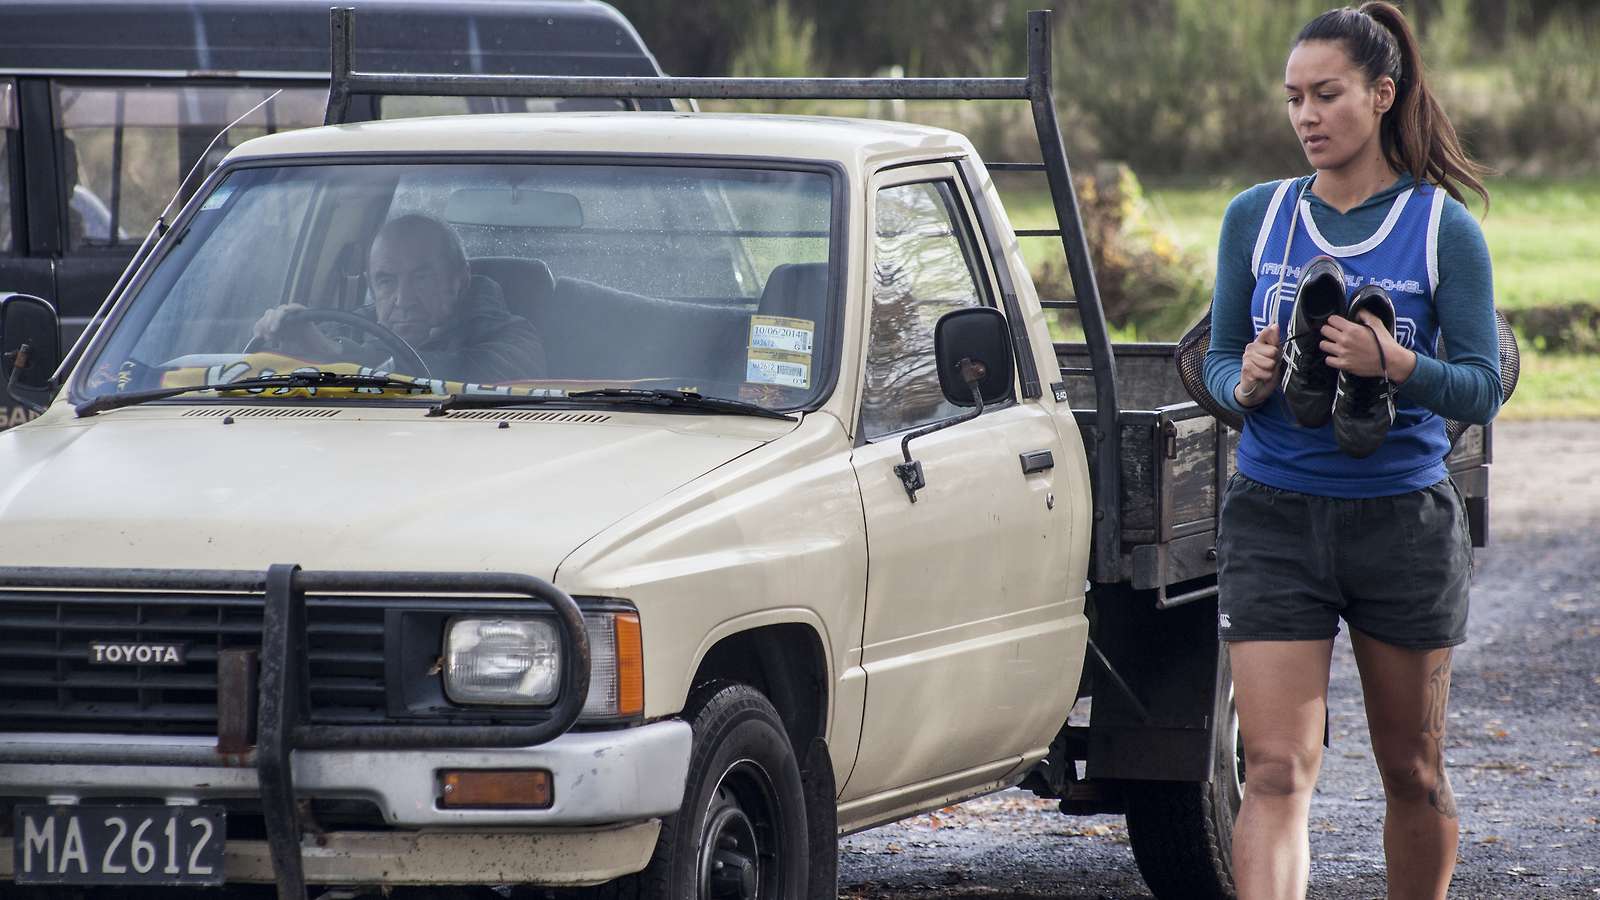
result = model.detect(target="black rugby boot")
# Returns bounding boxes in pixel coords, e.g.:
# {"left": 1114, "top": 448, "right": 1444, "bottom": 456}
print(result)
{"left": 1279, "top": 255, "right": 1347, "bottom": 427}
{"left": 1333, "top": 285, "right": 1399, "bottom": 458}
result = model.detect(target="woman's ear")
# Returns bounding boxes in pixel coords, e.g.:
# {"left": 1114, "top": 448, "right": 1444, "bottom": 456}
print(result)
{"left": 1372, "top": 75, "right": 1397, "bottom": 116}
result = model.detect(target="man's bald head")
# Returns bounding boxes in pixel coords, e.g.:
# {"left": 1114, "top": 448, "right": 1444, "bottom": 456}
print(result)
{"left": 367, "top": 214, "right": 469, "bottom": 345}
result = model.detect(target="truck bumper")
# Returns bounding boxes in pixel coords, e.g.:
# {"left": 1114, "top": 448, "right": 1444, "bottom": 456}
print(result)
{"left": 0, "top": 721, "right": 692, "bottom": 827}
{"left": 0, "top": 821, "right": 662, "bottom": 886}
{"left": 0, "top": 722, "right": 689, "bottom": 885}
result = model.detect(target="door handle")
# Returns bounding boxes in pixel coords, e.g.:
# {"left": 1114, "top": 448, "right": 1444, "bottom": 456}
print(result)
{"left": 1019, "top": 449, "right": 1055, "bottom": 474}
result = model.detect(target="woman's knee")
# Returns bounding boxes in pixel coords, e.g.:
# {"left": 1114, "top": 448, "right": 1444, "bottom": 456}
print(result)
{"left": 1244, "top": 741, "right": 1324, "bottom": 798}
{"left": 1373, "top": 748, "right": 1441, "bottom": 801}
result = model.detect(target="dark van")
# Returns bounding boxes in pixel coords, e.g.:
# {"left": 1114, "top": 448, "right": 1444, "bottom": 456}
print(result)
{"left": 0, "top": 0, "right": 667, "bottom": 429}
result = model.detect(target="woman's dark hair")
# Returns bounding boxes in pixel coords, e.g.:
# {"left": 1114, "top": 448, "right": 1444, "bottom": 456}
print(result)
{"left": 1297, "top": 2, "right": 1490, "bottom": 210}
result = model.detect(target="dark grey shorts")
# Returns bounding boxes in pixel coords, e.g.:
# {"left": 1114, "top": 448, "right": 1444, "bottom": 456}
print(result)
{"left": 1217, "top": 473, "right": 1473, "bottom": 650}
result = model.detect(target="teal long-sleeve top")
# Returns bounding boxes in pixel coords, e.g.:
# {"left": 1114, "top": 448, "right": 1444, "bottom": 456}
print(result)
{"left": 1202, "top": 176, "right": 1502, "bottom": 426}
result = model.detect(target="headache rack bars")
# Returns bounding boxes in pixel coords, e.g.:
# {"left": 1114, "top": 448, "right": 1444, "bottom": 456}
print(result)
{"left": 325, "top": 7, "right": 1125, "bottom": 582}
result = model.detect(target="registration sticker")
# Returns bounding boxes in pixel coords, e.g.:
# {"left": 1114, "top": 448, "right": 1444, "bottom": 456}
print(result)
{"left": 199, "top": 184, "right": 236, "bottom": 211}
{"left": 746, "top": 316, "right": 814, "bottom": 389}
{"left": 749, "top": 316, "right": 815, "bottom": 355}
{"left": 746, "top": 350, "right": 811, "bottom": 389}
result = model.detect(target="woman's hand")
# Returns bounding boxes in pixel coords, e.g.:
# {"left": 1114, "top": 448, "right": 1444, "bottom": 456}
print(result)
{"left": 1235, "top": 323, "right": 1280, "bottom": 408}
{"left": 1320, "top": 312, "right": 1417, "bottom": 383}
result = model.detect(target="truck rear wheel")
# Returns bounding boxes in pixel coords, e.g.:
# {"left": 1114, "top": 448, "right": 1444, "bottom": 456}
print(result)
{"left": 601, "top": 681, "right": 809, "bottom": 900}
{"left": 1122, "top": 651, "right": 1242, "bottom": 900}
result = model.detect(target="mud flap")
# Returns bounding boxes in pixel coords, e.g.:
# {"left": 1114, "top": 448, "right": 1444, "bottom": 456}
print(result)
{"left": 801, "top": 738, "right": 837, "bottom": 900}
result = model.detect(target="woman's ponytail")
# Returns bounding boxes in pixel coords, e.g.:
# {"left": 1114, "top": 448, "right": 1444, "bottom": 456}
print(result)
{"left": 1298, "top": 2, "right": 1491, "bottom": 210}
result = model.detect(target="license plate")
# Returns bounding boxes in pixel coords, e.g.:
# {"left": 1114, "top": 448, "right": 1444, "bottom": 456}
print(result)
{"left": 13, "top": 804, "right": 225, "bottom": 885}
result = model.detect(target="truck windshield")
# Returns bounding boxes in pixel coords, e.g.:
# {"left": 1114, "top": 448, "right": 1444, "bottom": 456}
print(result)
{"left": 75, "top": 161, "right": 837, "bottom": 412}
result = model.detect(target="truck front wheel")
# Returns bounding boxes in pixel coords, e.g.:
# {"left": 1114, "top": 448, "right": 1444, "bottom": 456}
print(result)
{"left": 1122, "top": 651, "right": 1242, "bottom": 900}
{"left": 609, "top": 681, "right": 810, "bottom": 900}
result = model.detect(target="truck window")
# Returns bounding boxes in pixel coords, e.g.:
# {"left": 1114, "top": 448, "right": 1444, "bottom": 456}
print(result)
{"left": 53, "top": 84, "right": 324, "bottom": 249}
{"left": 386, "top": 164, "right": 825, "bottom": 300}
{"left": 0, "top": 79, "right": 14, "bottom": 253}
{"left": 121, "top": 169, "right": 320, "bottom": 367}
{"left": 861, "top": 180, "right": 991, "bottom": 438}
{"left": 77, "top": 162, "right": 836, "bottom": 412}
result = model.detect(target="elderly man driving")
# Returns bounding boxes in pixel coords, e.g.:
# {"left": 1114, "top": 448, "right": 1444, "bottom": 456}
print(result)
{"left": 252, "top": 213, "right": 545, "bottom": 384}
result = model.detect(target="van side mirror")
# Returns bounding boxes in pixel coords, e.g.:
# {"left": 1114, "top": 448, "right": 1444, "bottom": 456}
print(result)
{"left": 0, "top": 294, "right": 63, "bottom": 412}
{"left": 934, "top": 306, "right": 1014, "bottom": 407}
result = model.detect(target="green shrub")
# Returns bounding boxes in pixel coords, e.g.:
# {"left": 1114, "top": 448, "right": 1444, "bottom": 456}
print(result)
{"left": 1051, "top": 0, "right": 1320, "bottom": 176}
{"left": 1031, "top": 163, "right": 1211, "bottom": 339}
{"left": 1047, "top": 0, "right": 1600, "bottom": 178}
{"left": 1502, "top": 12, "right": 1600, "bottom": 173}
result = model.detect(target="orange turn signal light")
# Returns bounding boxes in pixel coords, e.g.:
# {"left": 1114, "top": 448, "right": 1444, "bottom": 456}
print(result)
{"left": 438, "top": 769, "right": 552, "bottom": 809}
{"left": 615, "top": 611, "right": 644, "bottom": 718}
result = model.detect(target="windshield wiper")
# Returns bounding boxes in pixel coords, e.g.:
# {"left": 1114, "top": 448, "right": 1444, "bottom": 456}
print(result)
{"left": 75, "top": 371, "right": 437, "bottom": 417}
{"left": 427, "top": 388, "right": 795, "bottom": 421}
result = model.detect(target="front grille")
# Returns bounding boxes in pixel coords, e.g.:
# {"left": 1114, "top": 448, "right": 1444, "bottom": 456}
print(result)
{"left": 0, "top": 590, "right": 387, "bottom": 735}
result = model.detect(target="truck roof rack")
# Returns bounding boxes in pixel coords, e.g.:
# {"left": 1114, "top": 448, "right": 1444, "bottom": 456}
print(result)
{"left": 324, "top": 7, "right": 1127, "bottom": 582}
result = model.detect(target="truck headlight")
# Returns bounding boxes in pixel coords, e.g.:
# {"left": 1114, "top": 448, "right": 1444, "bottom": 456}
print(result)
{"left": 444, "top": 617, "right": 560, "bottom": 705}
{"left": 582, "top": 610, "right": 644, "bottom": 720}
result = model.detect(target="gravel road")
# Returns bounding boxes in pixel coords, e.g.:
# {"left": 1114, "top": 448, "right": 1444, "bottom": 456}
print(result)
{"left": 839, "top": 419, "right": 1600, "bottom": 900}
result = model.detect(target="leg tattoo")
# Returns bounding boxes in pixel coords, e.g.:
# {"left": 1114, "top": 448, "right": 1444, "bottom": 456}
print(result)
{"left": 1423, "top": 654, "right": 1457, "bottom": 818}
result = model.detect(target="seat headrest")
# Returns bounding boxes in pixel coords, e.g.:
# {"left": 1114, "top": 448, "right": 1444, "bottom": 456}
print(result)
{"left": 468, "top": 256, "right": 556, "bottom": 321}
{"left": 757, "top": 263, "right": 828, "bottom": 323}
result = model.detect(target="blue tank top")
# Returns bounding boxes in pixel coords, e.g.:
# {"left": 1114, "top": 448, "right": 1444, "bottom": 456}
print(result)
{"left": 1238, "top": 176, "right": 1451, "bottom": 498}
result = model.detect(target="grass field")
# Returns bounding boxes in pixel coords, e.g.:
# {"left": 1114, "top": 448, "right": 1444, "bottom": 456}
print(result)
{"left": 1000, "top": 175, "right": 1600, "bottom": 418}
{"left": 1141, "top": 176, "right": 1600, "bottom": 312}
{"left": 1003, "top": 175, "right": 1600, "bottom": 310}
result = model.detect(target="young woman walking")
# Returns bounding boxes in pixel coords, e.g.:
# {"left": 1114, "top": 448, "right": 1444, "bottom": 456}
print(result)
{"left": 1202, "top": 4, "right": 1502, "bottom": 898}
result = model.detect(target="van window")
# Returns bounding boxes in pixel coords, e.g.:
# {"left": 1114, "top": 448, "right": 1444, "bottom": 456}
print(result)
{"left": 53, "top": 84, "right": 324, "bottom": 249}
{"left": 380, "top": 96, "right": 627, "bottom": 119}
{"left": 1, "top": 80, "right": 15, "bottom": 253}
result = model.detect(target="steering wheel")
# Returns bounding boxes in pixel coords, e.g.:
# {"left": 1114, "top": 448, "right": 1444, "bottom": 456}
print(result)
{"left": 244, "top": 308, "right": 431, "bottom": 381}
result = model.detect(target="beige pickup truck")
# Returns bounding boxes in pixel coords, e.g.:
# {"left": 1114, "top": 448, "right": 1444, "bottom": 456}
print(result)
{"left": 0, "top": 11, "right": 1493, "bottom": 900}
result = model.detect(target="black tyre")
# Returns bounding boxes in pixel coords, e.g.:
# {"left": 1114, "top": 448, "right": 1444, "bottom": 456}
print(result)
{"left": 602, "top": 682, "right": 809, "bottom": 900}
{"left": 1123, "top": 650, "right": 1242, "bottom": 900}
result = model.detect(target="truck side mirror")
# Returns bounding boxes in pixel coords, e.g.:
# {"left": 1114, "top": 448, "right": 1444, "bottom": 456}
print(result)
{"left": 893, "top": 307, "right": 1017, "bottom": 504}
{"left": 934, "top": 306, "right": 1014, "bottom": 407}
{"left": 0, "top": 294, "right": 63, "bottom": 412}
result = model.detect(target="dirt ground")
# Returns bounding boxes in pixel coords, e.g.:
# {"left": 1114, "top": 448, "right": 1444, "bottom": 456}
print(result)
{"left": 838, "top": 419, "right": 1600, "bottom": 899}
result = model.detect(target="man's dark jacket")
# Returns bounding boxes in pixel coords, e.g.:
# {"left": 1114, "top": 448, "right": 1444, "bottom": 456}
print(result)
{"left": 355, "top": 275, "right": 546, "bottom": 384}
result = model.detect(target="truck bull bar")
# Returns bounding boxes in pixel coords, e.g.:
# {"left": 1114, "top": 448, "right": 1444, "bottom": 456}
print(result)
{"left": 0, "top": 564, "right": 590, "bottom": 899}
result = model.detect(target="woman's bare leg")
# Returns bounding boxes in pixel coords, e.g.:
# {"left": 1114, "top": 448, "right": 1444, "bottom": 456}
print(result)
{"left": 1229, "top": 638, "right": 1335, "bottom": 900}
{"left": 1349, "top": 631, "right": 1458, "bottom": 900}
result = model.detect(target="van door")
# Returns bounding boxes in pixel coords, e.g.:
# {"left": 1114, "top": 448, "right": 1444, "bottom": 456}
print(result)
{"left": 2, "top": 78, "right": 55, "bottom": 303}
{"left": 1, "top": 79, "right": 57, "bottom": 429}
{"left": 0, "top": 80, "right": 18, "bottom": 267}
{"left": 841, "top": 164, "right": 1078, "bottom": 805}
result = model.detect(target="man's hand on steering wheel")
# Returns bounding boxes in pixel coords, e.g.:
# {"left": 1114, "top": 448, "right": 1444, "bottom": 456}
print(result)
{"left": 244, "top": 306, "right": 432, "bottom": 380}
{"left": 252, "top": 304, "right": 341, "bottom": 360}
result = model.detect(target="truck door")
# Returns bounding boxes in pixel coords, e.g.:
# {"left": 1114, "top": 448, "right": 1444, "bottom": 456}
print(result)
{"left": 842, "top": 163, "right": 1080, "bottom": 803}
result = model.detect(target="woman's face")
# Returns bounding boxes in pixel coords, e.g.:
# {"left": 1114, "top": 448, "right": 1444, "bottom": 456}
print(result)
{"left": 1284, "top": 39, "right": 1394, "bottom": 171}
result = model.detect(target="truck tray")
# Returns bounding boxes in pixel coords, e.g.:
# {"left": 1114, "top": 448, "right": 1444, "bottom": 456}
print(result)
{"left": 1056, "top": 341, "right": 1491, "bottom": 589}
